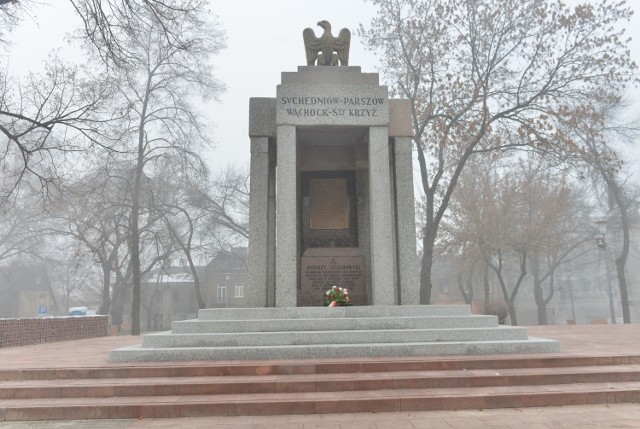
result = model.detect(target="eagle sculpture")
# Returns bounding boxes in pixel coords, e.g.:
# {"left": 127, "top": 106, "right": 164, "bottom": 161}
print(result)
{"left": 303, "top": 20, "right": 351, "bottom": 66}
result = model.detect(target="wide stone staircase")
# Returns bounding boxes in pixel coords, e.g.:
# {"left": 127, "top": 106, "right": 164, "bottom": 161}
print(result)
{"left": 1, "top": 306, "right": 638, "bottom": 421}
{"left": 0, "top": 354, "right": 639, "bottom": 420}
{"left": 109, "top": 305, "right": 559, "bottom": 361}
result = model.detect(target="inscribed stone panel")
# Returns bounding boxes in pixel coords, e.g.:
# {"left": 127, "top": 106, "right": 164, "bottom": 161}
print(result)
{"left": 300, "top": 248, "right": 367, "bottom": 306}
{"left": 309, "top": 178, "right": 349, "bottom": 230}
{"left": 276, "top": 85, "right": 389, "bottom": 126}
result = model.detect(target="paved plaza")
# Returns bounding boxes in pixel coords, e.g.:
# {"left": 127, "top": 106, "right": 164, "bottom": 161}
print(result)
{"left": 0, "top": 324, "right": 637, "bottom": 428}
{"left": 0, "top": 404, "right": 638, "bottom": 428}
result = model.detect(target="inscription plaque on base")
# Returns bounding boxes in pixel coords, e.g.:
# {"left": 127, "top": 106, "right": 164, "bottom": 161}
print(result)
{"left": 300, "top": 247, "right": 367, "bottom": 306}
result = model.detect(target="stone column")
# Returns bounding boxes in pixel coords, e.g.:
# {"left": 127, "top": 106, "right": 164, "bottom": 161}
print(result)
{"left": 394, "top": 137, "right": 419, "bottom": 305}
{"left": 247, "top": 136, "right": 270, "bottom": 307}
{"left": 368, "top": 126, "right": 396, "bottom": 305}
{"left": 275, "top": 125, "right": 298, "bottom": 307}
{"left": 266, "top": 145, "right": 276, "bottom": 307}
{"left": 355, "top": 168, "right": 372, "bottom": 304}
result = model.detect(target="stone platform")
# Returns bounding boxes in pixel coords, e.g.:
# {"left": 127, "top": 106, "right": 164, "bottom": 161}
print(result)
{"left": 109, "top": 305, "right": 559, "bottom": 362}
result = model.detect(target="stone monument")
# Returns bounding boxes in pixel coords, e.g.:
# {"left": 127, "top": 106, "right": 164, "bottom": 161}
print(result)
{"left": 109, "top": 23, "right": 560, "bottom": 362}
{"left": 248, "top": 21, "right": 419, "bottom": 308}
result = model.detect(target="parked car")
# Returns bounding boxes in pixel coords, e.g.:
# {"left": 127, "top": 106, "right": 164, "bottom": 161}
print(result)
{"left": 67, "top": 306, "right": 89, "bottom": 316}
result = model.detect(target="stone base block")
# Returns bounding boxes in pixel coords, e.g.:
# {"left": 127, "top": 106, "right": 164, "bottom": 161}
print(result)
{"left": 109, "top": 305, "right": 560, "bottom": 362}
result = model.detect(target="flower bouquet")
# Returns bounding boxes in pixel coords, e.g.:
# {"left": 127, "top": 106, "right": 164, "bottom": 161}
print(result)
{"left": 323, "top": 285, "right": 352, "bottom": 307}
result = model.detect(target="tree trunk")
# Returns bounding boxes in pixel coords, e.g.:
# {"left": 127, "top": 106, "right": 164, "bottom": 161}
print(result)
{"left": 490, "top": 261, "right": 518, "bottom": 326}
{"left": 98, "top": 260, "right": 111, "bottom": 315}
{"left": 186, "top": 251, "right": 204, "bottom": 309}
{"left": 616, "top": 257, "right": 631, "bottom": 323}
{"left": 483, "top": 264, "right": 490, "bottom": 303}
{"left": 608, "top": 178, "right": 632, "bottom": 323}
{"left": 130, "top": 178, "right": 142, "bottom": 335}
{"left": 534, "top": 283, "right": 547, "bottom": 324}
{"left": 507, "top": 301, "right": 518, "bottom": 326}
{"left": 130, "top": 78, "right": 152, "bottom": 336}
{"left": 110, "top": 273, "right": 126, "bottom": 330}
{"left": 532, "top": 250, "right": 548, "bottom": 325}
{"left": 419, "top": 234, "right": 435, "bottom": 304}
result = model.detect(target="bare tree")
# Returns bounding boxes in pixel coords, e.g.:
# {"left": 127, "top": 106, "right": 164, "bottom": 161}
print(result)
{"left": 91, "top": 1, "right": 224, "bottom": 334}
{"left": 47, "top": 243, "right": 102, "bottom": 312}
{"left": 444, "top": 156, "right": 597, "bottom": 324}
{"left": 1, "top": 1, "right": 204, "bottom": 61}
{"left": 0, "top": 0, "right": 34, "bottom": 46}
{"left": 569, "top": 98, "right": 640, "bottom": 323}
{"left": 150, "top": 162, "right": 249, "bottom": 310}
{"left": 198, "top": 165, "right": 249, "bottom": 244}
{"left": 0, "top": 55, "right": 115, "bottom": 205}
{"left": 151, "top": 163, "right": 209, "bottom": 310}
{"left": 0, "top": 0, "right": 214, "bottom": 204}
{"left": 0, "top": 198, "right": 43, "bottom": 262}
{"left": 360, "top": 0, "right": 637, "bottom": 304}
{"left": 69, "top": 0, "right": 215, "bottom": 68}
{"left": 521, "top": 169, "right": 595, "bottom": 325}
{"left": 50, "top": 168, "right": 131, "bottom": 315}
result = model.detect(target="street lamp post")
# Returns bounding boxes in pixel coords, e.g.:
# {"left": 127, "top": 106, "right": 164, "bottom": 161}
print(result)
{"left": 595, "top": 218, "right": 616, "bottom": 324}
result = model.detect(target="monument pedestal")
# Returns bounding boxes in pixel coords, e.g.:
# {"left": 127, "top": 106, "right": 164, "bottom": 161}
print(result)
{"left": 109, "top": 305, "right": 560, "bottom": 362}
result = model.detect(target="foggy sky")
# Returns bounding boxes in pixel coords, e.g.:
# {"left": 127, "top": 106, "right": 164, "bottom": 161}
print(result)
{"left": 3, "top": 0, "right": 640, "bottom": 175}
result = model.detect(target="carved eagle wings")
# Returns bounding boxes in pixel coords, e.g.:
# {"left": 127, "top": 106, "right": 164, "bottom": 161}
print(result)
{"left": 303, "top": 20, "right": 351, "bottom": 66}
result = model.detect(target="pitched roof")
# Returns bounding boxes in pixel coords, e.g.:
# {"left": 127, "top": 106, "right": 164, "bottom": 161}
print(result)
{"left": 207, "top": 248, "right": 247, "bottom": 271}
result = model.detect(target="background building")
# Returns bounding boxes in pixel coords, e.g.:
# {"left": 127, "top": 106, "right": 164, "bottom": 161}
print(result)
{"left": 0, "top": 264, "right": 60, "bottom": 318}
{"left": 141, "top": 248, "right": 248, "bottom": 331}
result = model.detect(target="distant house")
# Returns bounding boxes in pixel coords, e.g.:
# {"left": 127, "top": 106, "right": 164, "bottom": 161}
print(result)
{"left": 0, "top": 264, "right": 60, "bottom": 318}
{"left": 205, "top": 248, "right": 248, "bottom": 309}
{"left": 141, "top": 266, "right": 206, "bottom": 331}
{"left": 140, "top": 248, "right": 248, "bottom": 331}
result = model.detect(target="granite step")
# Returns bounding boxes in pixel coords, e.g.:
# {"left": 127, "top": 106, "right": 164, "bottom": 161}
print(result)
{"left": 3, "top": 355, "right": 639, "bottom": 381}
{"left": 196, "top": 305, "right": 472, "bottom": 320}
{"left": 170, "top": 315, "right": 499, "bottom": 334}
{"left": 1, "top": 382, "right": 638, "bottom": 421}
{"left": 2, "top": 365, "right": 639, "bottom": 400}
{"left": 111, "top": 338, "right": 560, "bottom": 362}
{"left": 140, "top": 327, "right": 529, "bottom": 348}
{"left": 2, "top": 354, "right": 639, "bottom": 421}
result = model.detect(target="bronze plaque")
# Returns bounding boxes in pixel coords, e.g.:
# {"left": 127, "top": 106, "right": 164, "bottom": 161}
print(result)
{"left": 300, "top": 248, "right": 367, "bottom": 306}
{"left": 309, "top": 178, "right": 349, "bottom": 230}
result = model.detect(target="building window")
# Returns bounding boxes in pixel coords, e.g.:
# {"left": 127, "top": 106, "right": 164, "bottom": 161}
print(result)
{"left": 217, "top": 284, "right": 227, "bottom": 303}
{"left": 235, "top": 284, "right": 244, "bottom": 298}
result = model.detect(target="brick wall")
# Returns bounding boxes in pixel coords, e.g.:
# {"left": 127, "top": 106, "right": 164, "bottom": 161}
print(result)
{"left": 0, "top": 316, "right": 109, "bottom": 348}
